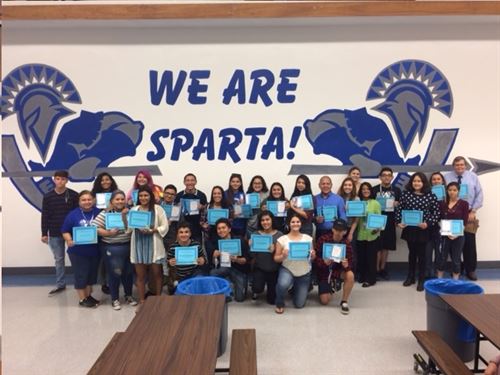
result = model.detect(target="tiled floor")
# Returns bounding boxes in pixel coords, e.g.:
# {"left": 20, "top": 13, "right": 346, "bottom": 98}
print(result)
{"left": 2, "top": 271, "right": 499, "bottom": 375}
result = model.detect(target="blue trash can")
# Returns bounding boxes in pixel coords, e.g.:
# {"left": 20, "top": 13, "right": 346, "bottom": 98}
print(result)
{"left": 176, "top": 276, "right": 231, "bottom": 357}
{"left": 424, "top": 279, "right": 484, "bottom": 362}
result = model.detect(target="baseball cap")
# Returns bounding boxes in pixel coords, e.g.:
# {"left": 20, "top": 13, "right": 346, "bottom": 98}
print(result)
{"left": 332, "top": 218, "right": 348, "bottom": 231}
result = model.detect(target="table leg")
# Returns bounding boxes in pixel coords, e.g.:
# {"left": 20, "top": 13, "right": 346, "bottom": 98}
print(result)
{"left": 473, "top": 330, "right": 480, "bottom": 372}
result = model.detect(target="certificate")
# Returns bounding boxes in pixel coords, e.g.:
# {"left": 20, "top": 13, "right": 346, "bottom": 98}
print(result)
{"left": 72, "top": 226, "right": 98, "bottom": 245}
{"left": 128, "top": 210, "right": 152, "bottom": 229}
{"left": 131, "top": 189, "right": 139, "bottom": 205}
{"left": 319, "top": 205, "right": 337, "bottom": 222}
{"left": 366, "top": 213, "right": 387, "bottom": 230}
{"left": 105, "top": 213, "right": 125, "bottom": 230}
{"left": 170, "top": 205, "right": 181, "bottom": 221}
{"left": 288, "top": 242, "right": 310, "bottom": 260}
{"left": 376, "top": 196, "right": 395, "bottom": 212}
{"left": 250, "top": 234, "right": 273, "bottom": 252}
{"left": 459, "top": 184, "right": 468, "bottom": 199}
{"left": 208, "top": 208, "right": 229, "bottom": 225}
{"left": 175, "top": 246, "right": 198, "bottom": 265}
{"left": 96, "top": 192, "right": 112, "bottom": 209}
{"left": 161, "top": 203, "right": 173, "bottom": 218}
{"left": 294, "top": 194, "right": 314, "bottom": 210}
{"left": 440, "top": 220, "right": 464, "bottom": 236}
{"left": 246, "top": 193, "right": 261, "bottom": 209}
{"left": 323, "top": 243, "right": 346, "bottom": 263}
{"left": 267, "top": 200, "right": 287, "bottom": 217}
{"left": 182, "top": 199, "right": 200, "bottom": 215}
{"left": 346, "top": 201, "right": 367, "bottom": 217}
{"left": 402, "top": 210, "right": 423, "bottom": 226}
{"left": 234, "top": 204, "right": 252, "bottom": 218}
{"left": 218, "top": 239, "right": 241, "bottom": 256}
{"left": 432, "top": 185, "right": 446, "bottom": 201}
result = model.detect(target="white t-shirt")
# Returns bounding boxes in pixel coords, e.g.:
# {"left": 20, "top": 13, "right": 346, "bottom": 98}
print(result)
{"left": 277, "top": 233, "right": 313, "bottom": 277}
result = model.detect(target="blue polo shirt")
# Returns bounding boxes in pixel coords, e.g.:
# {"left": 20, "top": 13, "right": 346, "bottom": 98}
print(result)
{"left": 314, "top": 192, "right": 346, "bottom": 231}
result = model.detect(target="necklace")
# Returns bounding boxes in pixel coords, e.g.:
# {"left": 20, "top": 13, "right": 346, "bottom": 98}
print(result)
{"left": 80, "top": 209, "right": 95, "bottom": 227}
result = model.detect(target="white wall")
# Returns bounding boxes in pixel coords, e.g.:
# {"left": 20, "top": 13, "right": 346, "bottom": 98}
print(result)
{"left": 2, "top": 16, "right": 500, "bottom": 267}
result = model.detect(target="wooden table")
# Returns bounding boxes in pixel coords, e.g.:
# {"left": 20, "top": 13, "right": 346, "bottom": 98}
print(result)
{"left": 440, "top": 293, "right": 500, "bottom": 372}
{"left": 89, "top": 295, "right": 225, "bottom": 375}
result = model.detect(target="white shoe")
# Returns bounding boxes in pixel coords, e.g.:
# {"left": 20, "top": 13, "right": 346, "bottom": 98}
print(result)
{"left": 125, "top": 295, "right": 138, "bottom": 306}
{"left": 112, "top": 300, "right": 122, "bottom": 311}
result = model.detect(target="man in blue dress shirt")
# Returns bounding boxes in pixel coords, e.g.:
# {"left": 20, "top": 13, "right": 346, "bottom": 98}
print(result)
{"left": 445, "top": 156, "right": 483, "bottom": 280}
{"left": 314, "top": 176, "right": 347, "bottom": 239}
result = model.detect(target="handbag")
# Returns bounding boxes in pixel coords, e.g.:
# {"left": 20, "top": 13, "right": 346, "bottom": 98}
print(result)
{"left": 464, "top": 218, "right": 479, "bottom": 234}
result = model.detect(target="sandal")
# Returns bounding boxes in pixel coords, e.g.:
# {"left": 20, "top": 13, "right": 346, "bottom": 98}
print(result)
{"left": 275, "top": 307, "right": 284, "bottom": 314}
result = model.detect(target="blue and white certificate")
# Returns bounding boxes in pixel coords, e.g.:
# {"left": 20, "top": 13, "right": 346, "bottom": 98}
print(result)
{"left": 207, "top": 208, "right": 229, "bottom": 225}
{"left": 161, "top": 203, "right": 173, "bottom": 218}
{"left": 105, "top": 213, "right": 125, "bottom": 230}
{"left": 440, "top": 220, "right": 464, "bottom": 236}
{"left": 267, "top": 200, "right": 287, "bottom": 217}
{"left": 366, "top": 213, "right": 387, "bottom": 230}
{"left": 250, "top": 234, "right": 273, "bottom": 252}
{"left": 234, "top": 204, "right": 252, "bottom": 218}
{"left": 288, "top": 241, "right": 310, "bottom": 260}
{"left": 294, "top": 194, "right": 314, "bottom": 210}
{"left": 175, "top": 246, "right": 199, "bottom": 265}
{"left": 246, "top": 193, "right": 261, "bottom": 209}
{"left": 322, "top": 243, "right": 346, "bottom": 263}
{"left": 73, "top": 226, "right": 98, "bottom": 245}
{"left": 182, "top": 199, "right": 200, "bottom": 215}
{"left": 431, "top": 185, "right": 446, "bottom": 201}
{"left": 96, "top": 192, "right": 112, "bottom": 209}
{"left": 376, "top": 196, "right": 395, "bottom": 212}
{"left": 218, "top": 239, "right": 241, "bottom": 256}
{"left": 319, "top": 205, "right": 338, "bottom": 222}
{"left": 346, "top": 201, "right": 367, "bottom": 217}
{"left": 131, "top": 189, "right": 139, "bottom": 205}
{"left": 128, "top": 210, "right": 152, "bottom": 229}
{"left": 402, "top": 210, "right": 423, "bottom": 226}
{"left": 459, "top": 184, "right": 469, "bottom": 199}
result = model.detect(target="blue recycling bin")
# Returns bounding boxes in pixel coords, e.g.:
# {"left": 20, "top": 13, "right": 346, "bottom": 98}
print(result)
{"left": 424, "top": 279, "right": 484, "bottom": 362}
{"left": 176, "top": 276, "right": 231, "bottom": 357}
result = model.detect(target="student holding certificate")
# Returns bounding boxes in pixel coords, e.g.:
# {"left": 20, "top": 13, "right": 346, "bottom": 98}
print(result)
{"left": 92, "top": 190, "right": 137, "bottom": 310}
{"left": 371, "top": 167, "right": 401, "bottom": 281}
{"left": 130, "top": 186, "right": 169, "bottom": 304}
{"left": 61, "top": 190, "right": 101, "bottom": 308}
{"left": 249, "top": 211, "right": 283, "bottom": 304}
{"left": 174, "top": 173, "right": 208, "bottom": 243}
{"left": 209, "top": 218, "right": 250, "bottom": 302}
{"left": 437, "top": 182, "right": 469, "bottom": 280}
{"left": 337, "top": 177, "right": 359, "bottom": 243}
{"left": 224, "top": 173, "right": 247, "bottom": 238}
{"left": 348, "top": 166, "right": 362, "bottom": 192}
{"left": 245, "top": 175, "right": 269, "bottom": 237}
{"left": 289, "top": 174, "right": 315, "bottom": 236}
{"left": 167, "top": 223, "right": 206, "bottom": 288}
{"left": 261, "top": 182, "right": 290, "bottom": 233}
{"left": 127, "top": 169, "right": 163, "bottom": 206}
{"left": 355, "top": 183, "right": 381, "bottom": 288}
{"left": 161, "top": 184, "right": 179, "bottom": 293}
{"left": 395, "top": 173, "right": 441, "bottom": 292}
{"left": 274, "top": 214, "right": 315, "bottom": 314}
{"left": 426, "top": 172, "right": 446, "bottom": 279}
{"left": 314, "top": 219, "right": 354, "bottom": 315}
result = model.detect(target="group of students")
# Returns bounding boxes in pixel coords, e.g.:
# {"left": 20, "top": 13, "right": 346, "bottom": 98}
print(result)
{"left": 41, "top": 155, "right": 482, "bottom": 313}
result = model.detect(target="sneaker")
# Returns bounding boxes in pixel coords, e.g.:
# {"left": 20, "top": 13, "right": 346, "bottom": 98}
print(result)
{"left": 340, "top": 301, "right": 350, "bottom": 315}
{"left": 125, "top": 296, "right": 138, "bottom": 306}
{"left": 251, "top": 293, "right": 258, "bottom": 301}
{"left": 101, "top": 285, "right": 110, "bottom": 295}
{"left": 112, "top": 300, "right": 122, "bottom": 311}
{"left": 88, "top": 295, "right": 100, "bottom": 305}
{"left": 48, "top": 286, "right": 66, "bottom": 296}
{"left": 79, "top": 297, "right": 97, "bottom": 308}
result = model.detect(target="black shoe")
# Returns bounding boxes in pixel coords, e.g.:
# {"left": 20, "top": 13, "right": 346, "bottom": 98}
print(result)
{"left": 416, "top": 280, "right": 425, "bottom": 292}
{"left": 379, "top": 269, "right": 390, "bottom": 281}
{"left": 79, "top": 297, "right": 98, "bottom": 308}
{"left": 467, "top": 272, "right": 478, "bottom": 281}
{"left": 88, "top": 295, "right": 100, "bottom": 305}
{"left": 362, "top": 282, "right": 375, "bottom": 288}
{"left": 403, "top": 277, "right": 415, "bottom": 287}
{"left": 101, "top": 285, "right": 110, "bottom": 294}
{"left": 48, "top": 286, "right": 66, "bottom": 296}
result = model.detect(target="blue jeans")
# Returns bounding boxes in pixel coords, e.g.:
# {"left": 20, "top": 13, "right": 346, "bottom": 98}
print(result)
{"left": 103, "top": 243, "right": 134, "bottom": 301}
{"left": 211, "top": 267, "right": 248, "bottom": 302}
{"left": 275, "top": 267, "right": 311, "bottom": 309}
{"left": 48, "top": 236, "right": 66, "bottom": 288}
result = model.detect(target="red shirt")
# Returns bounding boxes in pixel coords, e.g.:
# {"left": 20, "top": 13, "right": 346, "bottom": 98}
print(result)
{"left": 314, "top": 233, "right": 353, "bottom": 282}
{"left": 440, "top": 199, "right": 469, "bottom": 225}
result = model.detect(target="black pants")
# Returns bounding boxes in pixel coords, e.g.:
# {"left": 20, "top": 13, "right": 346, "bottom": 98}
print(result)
{"left": 407, "top": 240, "right": 427, "bottom": 281}
{"left": 252, "top": 268, "right": 278, "bottom": 304}
{"left": 357, "top": 240, "right": 378, "bottom": 284}
{"left": 463, "top": 232, "right": 477, "bottom": 273}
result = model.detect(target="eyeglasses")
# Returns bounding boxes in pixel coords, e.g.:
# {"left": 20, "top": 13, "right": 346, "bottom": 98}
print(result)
{"left": 380, "top": 173, "right": 392, "bottom": 177}
{"left": 164, "top": 192, "right": 175, "bottom": 196}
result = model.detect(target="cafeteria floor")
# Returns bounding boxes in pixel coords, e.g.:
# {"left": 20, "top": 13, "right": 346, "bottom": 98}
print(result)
{"left": 2, "top": 269, "right": 499, "bottom": 375}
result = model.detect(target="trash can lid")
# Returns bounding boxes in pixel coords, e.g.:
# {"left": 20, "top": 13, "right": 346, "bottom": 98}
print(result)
{"left": 176, "top": 276, "right": 232, "bottom": 296}
{"left": 424, "top": 279, "right": 484, "bottom": 296}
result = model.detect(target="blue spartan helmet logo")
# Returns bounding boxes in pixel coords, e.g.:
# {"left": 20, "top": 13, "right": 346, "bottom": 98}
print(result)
{"left": 1, "top": 63, "right": 145, "bottom": 211}
{"left": 303, "top": 60, "right": 454, "bottom": 174}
